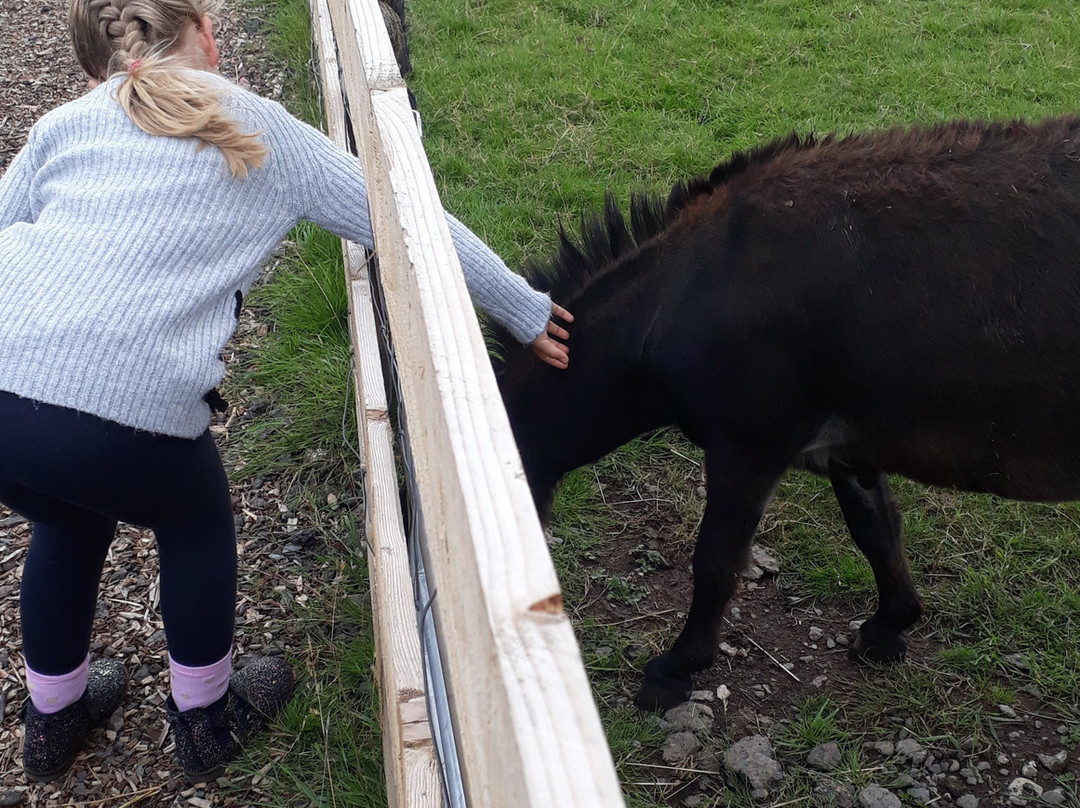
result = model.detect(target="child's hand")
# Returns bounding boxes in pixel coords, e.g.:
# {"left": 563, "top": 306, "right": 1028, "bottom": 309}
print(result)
{"left": 530, "top": 303, "right": 573, "bottom": 369}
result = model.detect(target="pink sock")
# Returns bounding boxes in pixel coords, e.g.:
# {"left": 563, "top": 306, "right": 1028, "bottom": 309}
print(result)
{"left": 26, "top": 655, "right": 90, "bottom": 715}
{"left": 169, "top": 650, "right": 232, "bottom": 712}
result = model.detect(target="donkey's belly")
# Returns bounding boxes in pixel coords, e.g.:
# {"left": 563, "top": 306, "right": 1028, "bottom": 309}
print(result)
{"left": 838, "top": 423, "right": 1080, "bottom": 502}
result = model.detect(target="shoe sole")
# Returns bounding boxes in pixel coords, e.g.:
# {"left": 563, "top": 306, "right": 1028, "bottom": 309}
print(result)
{"left": 183, "top": 764, "right": 226, "bottom": 785}
{"left": 24, "top": 755, "right": 79, "bottom": 784}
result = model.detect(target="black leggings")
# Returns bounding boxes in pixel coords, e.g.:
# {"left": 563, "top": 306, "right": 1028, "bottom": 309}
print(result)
{"left": 0, "top": 391, "right": 235, "bottom": 675}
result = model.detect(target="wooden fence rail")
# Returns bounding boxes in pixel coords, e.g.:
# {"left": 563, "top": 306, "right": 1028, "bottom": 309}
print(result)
{"left": 308, "top": 0, "right": 626, "bottom": 804}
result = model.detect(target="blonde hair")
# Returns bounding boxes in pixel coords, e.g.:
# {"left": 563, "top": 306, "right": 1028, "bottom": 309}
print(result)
{"left": 69, "top": 0, "right": 267, "bottom": 178}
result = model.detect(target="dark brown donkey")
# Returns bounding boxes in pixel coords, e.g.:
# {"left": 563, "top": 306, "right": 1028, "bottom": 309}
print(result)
{"left": 494, "top": 116, "right": 1080, "bottom": 710}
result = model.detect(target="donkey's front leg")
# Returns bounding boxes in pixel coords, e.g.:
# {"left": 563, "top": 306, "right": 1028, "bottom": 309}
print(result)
{"left": 636, "top": 448, "right": 787, "bottom": 711}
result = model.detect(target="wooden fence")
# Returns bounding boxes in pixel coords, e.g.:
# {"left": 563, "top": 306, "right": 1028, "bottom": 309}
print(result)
{"left": 307, "top": 0, "right": 626, "bottom": 804}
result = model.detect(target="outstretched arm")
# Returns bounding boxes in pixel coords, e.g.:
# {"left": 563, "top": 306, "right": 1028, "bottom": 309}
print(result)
{"left": 443, "top": 213, "right": 552, "bottom": 344}
{"left": 280, "top": 107, "right": 573, "bottom": 365}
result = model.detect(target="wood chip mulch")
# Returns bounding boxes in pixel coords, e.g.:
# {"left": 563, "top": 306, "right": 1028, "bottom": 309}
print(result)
{"left": 0, "top": 3, "right": 358, "bottom": 805}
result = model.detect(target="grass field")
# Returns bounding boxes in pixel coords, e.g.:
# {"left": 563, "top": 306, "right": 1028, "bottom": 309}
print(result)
{"left": 407, "top": 3, "right": 1080, "bottom": 800}
{"left": 238, "top": 0, "right": 1080, "bottom": 804}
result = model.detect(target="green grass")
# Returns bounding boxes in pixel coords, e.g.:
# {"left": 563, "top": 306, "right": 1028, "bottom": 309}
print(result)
{"left": 224, "top": 520, "right": 387, "bottom": 807}
{"left": 241, "top": 0, "right": 1080, "bottom": 804}
{"left": 773, "top": 695, "right": 848, "bottom": 754}
{"left": 233, "top": 222, "right": 355, "bottom": 482}
{"left": 412, "top": 0, "right": 1080, "bottom": 265}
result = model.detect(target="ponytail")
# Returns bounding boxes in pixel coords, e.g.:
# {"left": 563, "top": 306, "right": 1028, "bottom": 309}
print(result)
{"left": 69, "top": 0, "right": 267, "bottom": 179}
{"left": 118, "top": 60, "right": 267, "bottom": 179}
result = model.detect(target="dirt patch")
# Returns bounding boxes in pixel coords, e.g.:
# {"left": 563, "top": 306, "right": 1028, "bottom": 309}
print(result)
{"left": 576, "top": 492, "right": 1079, "bottom": 807}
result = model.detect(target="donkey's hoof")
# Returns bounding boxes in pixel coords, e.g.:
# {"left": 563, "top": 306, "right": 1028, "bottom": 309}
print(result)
{"left": 849, "top": 621, "right": 908, "bottom": 663}
{"left": 635, "top": 657, "right": 692, "bottom": 711}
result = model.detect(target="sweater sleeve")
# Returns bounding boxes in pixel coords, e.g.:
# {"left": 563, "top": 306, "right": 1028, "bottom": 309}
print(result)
{"left": 0, "top": 135, "right": 37, "bottom": 230}
{"left": 443, "top": 212, "right": 551, "bottom": 344}
{"left": 268, "top": 107, "right": 552, "bottom": 344}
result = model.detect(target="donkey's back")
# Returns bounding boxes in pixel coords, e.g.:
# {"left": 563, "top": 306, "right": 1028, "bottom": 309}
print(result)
{"left": 649, "top": 116, "right": 1080, "bottom": 502}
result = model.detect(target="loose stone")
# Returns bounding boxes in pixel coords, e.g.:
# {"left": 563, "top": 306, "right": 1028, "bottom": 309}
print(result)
{"left": 724, "top": 735, "right": 785, "bottom": 793}
{"left": 895, "top": 738, "right": 927, "bottom": 765}
{"left": 806, "top": 742, "right": 842, "bottom": 772}
{"left": 1036, "top": 750, "right": 1067, "bottom": 774}
{"left": 1002, "top": 652, "right": 1028, "bottom": 670}
{"left": 907, "top": 787, "right": 932, "bottom": 805}
{"left": 751, "top": 544, "right": 781, "bottom": 574}
{"left": 743, "top": 563, "right": 764, "bottom": 580}
{"left": 1008, "top": 777, "right": 1043, "bottom": 806}
{"left": 665, "top": 701, "right": 714, "bottom": 734}
{"left": 663, "top": 731, "right": 702, "bottom": 765}
{"left": 873, "top": 740, "right": 895, "bottom": 757}
{"left": 858, "top": 784, "right": 901, "bottom": 808}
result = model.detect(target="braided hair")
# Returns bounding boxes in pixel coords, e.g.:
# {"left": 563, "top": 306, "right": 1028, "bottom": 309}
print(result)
{"left": 69, "top": 0, "right": 267, "bottom": 178}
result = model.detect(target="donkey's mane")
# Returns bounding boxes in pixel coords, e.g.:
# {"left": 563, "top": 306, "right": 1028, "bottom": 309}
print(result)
{"left": 489, "top": 132, "right": 814, "bottom": 357}
{"left": 516, "top": 132, "right": 812, "bottom": 306}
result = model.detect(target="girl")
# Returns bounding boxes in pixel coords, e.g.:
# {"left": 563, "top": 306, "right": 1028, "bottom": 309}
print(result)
{"left": 0, "top": 0, "right": 572, "bottom": 784}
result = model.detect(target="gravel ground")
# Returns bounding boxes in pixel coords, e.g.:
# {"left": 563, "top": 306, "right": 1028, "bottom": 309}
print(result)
{"left": 0, "top": 3, "right": 339, "bottom": 806}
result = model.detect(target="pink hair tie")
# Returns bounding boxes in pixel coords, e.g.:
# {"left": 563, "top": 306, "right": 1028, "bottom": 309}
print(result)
{"left": 127, "top": 58, "right": 143, "bottom": 72}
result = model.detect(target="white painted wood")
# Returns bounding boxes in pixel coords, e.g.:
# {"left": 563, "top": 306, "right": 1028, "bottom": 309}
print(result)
{"left": 310, "top": 1, "right": 441, "bottom": 805}
{"left": 323, "top": 0, "right": 625, "bottom": 804}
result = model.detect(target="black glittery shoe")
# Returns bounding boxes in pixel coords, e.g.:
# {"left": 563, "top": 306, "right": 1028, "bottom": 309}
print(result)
{"left": 22, "top": 659, "right": 127, "bottom": 783}
{"left": 166, "top": 656, "right": 294, "bottom": 784}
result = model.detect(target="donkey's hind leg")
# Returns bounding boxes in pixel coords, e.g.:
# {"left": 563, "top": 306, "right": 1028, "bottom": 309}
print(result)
{"left": 827, "top": 464, "right": 924, "bottom": 662}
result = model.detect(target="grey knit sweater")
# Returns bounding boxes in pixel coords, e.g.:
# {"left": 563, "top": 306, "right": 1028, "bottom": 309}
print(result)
{"left": 0, "top": 72, "right": 551, "bottom": 438}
